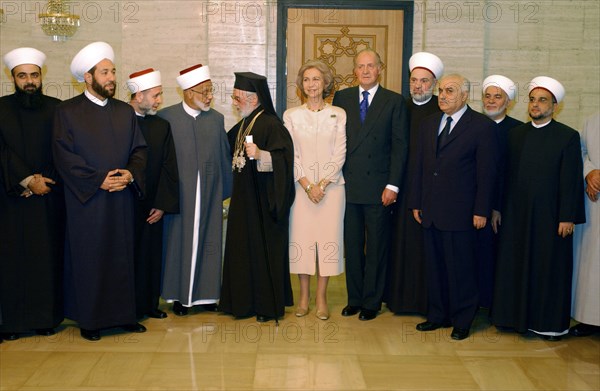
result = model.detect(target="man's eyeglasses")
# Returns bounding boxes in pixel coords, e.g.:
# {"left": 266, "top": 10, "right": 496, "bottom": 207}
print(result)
{"left": 191, "top": 87, "right": 215, "bottom": 96}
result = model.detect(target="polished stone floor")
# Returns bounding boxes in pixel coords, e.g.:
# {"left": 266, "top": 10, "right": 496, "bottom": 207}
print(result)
{"left": 1, "top": 275, "right": 599, "bottom": 390}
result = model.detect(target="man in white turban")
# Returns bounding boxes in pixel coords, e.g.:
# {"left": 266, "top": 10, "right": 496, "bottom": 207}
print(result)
{"left": 0, "top": 47, "right": 65, "bottom": 342}
{"left": 158, "top": 64, "right": 232, "bottom": 317}
{"left": 127, "top": 68, "right": 179, "bottom": 320}
{"left": 476, "top": 75, "right": 524, "bottom": 309}
{"left": 492, "top": 76, "right": 585, "bottom": 341}
{"left": 52, "top": 42, "right": 148, "bottom": 341}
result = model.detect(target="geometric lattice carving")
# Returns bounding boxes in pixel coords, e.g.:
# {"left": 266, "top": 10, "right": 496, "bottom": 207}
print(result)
{"left": 303, "top": 25, "right": 388, "bottom": 91}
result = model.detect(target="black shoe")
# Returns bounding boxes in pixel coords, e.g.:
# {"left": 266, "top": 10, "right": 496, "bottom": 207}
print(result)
{"left": 200, "top": 303, "right": 218, "bottom": 312}
{"left": 80, "top": 329, "right": 101, "bottom": 341}
{"left": 1, "top": 333, "right": 19, "bottom": 341}
{"left": 569, "top": 323, "right": 600, "bottom": 337}
{"left": 540, "top": 334, "right": 562, "bottom": 342}
{"left": 35, "top": 328, "right": 56, "bottom": 336}
{"left": 451, "top": 327, "right": 470, "bottom": 340}
{"left": 341, "top": 305, "right": 361, "bottom": 316}
{"left": 147, "top": 309, "right": 167, "bottom": 319}
{"left": 416, "top": 321, "right": 446, "bottom": 332}
{"left": 358, "top": 309, "right": 377, "bottom": 321}
{"left": 256, "top": 315, "right": 275, "bottom": 323}
{"left": 172, "top": 301, "right": 188, "bottom": 316}
{"left": 122, "top": 323, "right": 147, "bottom": 333}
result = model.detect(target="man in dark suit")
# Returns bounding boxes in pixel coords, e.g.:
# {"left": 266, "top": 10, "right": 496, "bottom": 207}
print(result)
{"left": 409, "top": 74, "right": 497, "bottom": 339}
{"left": 332, "top": 49, "right": 409, "bottom": 321}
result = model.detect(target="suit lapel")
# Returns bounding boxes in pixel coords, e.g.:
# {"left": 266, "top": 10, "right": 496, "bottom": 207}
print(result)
{"left": 348, "top": 87, "right": 388, "bottom": 154}
{"left": 438, "top": 106, "right": 473, "bottom": 152}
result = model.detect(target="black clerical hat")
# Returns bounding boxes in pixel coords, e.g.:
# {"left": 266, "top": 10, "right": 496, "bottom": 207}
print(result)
{"left": 234, "top": 72, "right": 277, "bottom": 118}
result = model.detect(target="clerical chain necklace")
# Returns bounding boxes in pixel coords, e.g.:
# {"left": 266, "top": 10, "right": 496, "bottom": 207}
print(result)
{"left": 232, "top": 110, "right": 264, "bottom": 172}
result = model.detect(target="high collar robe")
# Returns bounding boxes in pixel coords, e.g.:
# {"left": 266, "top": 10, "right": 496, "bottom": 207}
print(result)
{"left": 492, "top": 120, "right": 585, "bottom": 334}
{"left": 52, "top": 94, "right": 147, "bottom": 330}
{"left": 0, "top": 93, "right": 65, "bottom": 333}
{"left": 159, "top": 104, "right": 231, "bottom": 306}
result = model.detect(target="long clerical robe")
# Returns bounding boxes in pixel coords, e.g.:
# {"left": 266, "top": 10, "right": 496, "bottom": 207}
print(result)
{"left": 53, "top": 94, "right": 147, "bottom": 330}
{"left": 159, "top": 104, "right": 231, "bottom": 306}
{"left": 385, "top": 96, "right": 440, "bottom": 315}
{"left": 572, "top": 113, "right": 600, "bottom": 326}
{"left": 475, "top": 115, "right": 523, "bottom": 308}
{"left": 0, "top": 93, "right": 65, "bottom": 333}
{"left": 491, "top": 120, "right": 585, "bottom": 334}
{"left": 133, "top": 114, "right": 179, "bottom": 318}
{"left": 220, "top": 106, "right": 295, "bottom": 318}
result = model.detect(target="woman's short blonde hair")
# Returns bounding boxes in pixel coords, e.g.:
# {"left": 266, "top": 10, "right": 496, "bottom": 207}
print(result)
{"left": 296, "top": 60, "right": 334, "bottom": 99}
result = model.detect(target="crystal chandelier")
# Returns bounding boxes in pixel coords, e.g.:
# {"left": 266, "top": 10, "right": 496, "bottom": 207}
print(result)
{"left": 39, "top": 0, "right": 80, "bottom": 41}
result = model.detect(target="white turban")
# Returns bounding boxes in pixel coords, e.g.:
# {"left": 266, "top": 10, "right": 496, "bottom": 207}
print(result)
{"left": 483, "top": 75, "right": 517, "bottom": 100}
{"left": 176, "top": 64, "right": 210, "bottom": 90}
{"left": 70, "top": 41, "right": 115, "bottom": 82}
{"left": 409, "top": 52, "right": 444, "bottom": 79}
{"left": 3, "top": 47, "right": 46, "bottom": 71}
{"left": 127, "top": 68, "right": 161, "bottom": 93}
{"left": 528, "top": 76, "right": 565, "bottom": 103}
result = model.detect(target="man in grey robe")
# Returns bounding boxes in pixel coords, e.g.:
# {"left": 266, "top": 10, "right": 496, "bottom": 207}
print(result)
{"left": 159, "top": 64, "right": 232, "bottom": 316}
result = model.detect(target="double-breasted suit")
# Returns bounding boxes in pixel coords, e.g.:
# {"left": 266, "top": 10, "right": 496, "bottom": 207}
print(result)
{"left": 409, "top": 105, "right": 497, "bottom": 329}
{"left": 333, "top": 85, "right": 409, "bottom": 312}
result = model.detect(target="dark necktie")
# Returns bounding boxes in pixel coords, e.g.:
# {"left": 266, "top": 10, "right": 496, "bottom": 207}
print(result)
{"left": 437, "top": 117, "right": 452, "bottom": 154}
{"left": 360, "top": 90, "right": 369, "bottom": 124}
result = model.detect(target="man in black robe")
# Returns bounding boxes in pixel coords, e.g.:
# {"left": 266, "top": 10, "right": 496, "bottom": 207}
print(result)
{"left": 53, "top": 42, "right": 147, "bottom": 341}
{"left": 491, "top": 76, "right": 585, "bottom": 341}
{"left": 0, "top": 47, "right": 65, "bottom": 341}
{"left": 220, "top": 72, "right": 295, "bottom": 322}
{"left": 477, "top": 75, "right": 523, "bottom": 309}
{"left": 386, "top": 52, "right": 443, "bottom": 316}
{"left": 127, "top": 68, "right": 179, "bottom": 319}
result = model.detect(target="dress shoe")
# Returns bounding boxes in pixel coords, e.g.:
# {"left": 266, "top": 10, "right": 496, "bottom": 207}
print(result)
{"left": 172, "top": 301, "right": 188, "bottom": 316}
{"left": 80, "top": 328, "right": 101, "bottom": 341}
{"left": 147, "top": 309, "right": 167, "bottom": 319}
{"left": 1, "top": 333, "right": 19, "bottom": 341}
{"left": 341, "top": 305, "right": 361, "bottom": 317}
{"left": 256, "top": 315, "right": 275, "bottom": 323}
{"left": 200, "top": 303, "right": 218, "bottom": 312}
{"left": 122, "top": 323, "right": 147, "bottom": 333}
{"left": 295, "top": 307, "right": 309, "bottom": 317}
{"left": 416, "top": 321, "right": 446, "bottom": 332}
{"left": 569, "top": 323, "right": 600, "bottom": 337}
{"left": 451, "top": 327, "right": 470, "bottom": 340}
{"left": 358, "top": 309, "right": 377, "bottom": 321}
{"left": 540, "top": 334, "right": 562, "bottom": 342}
{"left": 35, "top": 328, "right": 56, "bottom": 336}
{"left": 316, "top": 308, "right": 330, "bottom": 320}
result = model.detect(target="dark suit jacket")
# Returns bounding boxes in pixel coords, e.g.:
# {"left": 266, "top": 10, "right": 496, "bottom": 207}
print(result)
{"left": 408, "top": 106, "right": 498, "bottom": 231}
{"left": 332, "top": 86, "right": 409, "bottom": 204}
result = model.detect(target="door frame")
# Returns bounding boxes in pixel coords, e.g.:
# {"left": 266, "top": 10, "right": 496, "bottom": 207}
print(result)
{"left": 276, "top": 0, "right": 414, "bottom": 116}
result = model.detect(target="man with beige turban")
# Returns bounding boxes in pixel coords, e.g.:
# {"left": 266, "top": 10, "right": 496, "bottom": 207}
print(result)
{"left": 52, "top": 41, "right": 147, "bottom": 341}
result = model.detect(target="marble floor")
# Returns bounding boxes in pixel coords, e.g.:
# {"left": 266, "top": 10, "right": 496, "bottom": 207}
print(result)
{"left": 1, "top": 275, "right": 599, "bottom": 391}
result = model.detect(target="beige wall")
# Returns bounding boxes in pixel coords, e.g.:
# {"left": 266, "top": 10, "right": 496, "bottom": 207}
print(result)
{"left": 1, "top": 0, "right": 598, "bottom": 129}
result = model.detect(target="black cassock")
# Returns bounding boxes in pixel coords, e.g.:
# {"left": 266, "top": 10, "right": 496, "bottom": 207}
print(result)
{"left": 53, "top": 94, "right": 146, "bottom": 330}
{"left": 491, "top": 120, "right": 585, "bottom": 333}
{"left": 133, "top": 114, "right": 179, "bottom": 318}
{"left": 0, "top": 94, "right": 65, "bottom": 333}
{"left": 220, "top": 107, "right": 295, "bottom": 318}
{"left": 385, "top": 96, "right": 440, "bottom": 315}
{"left": 474, "top": 115, "right": 522, "bottom": 308}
